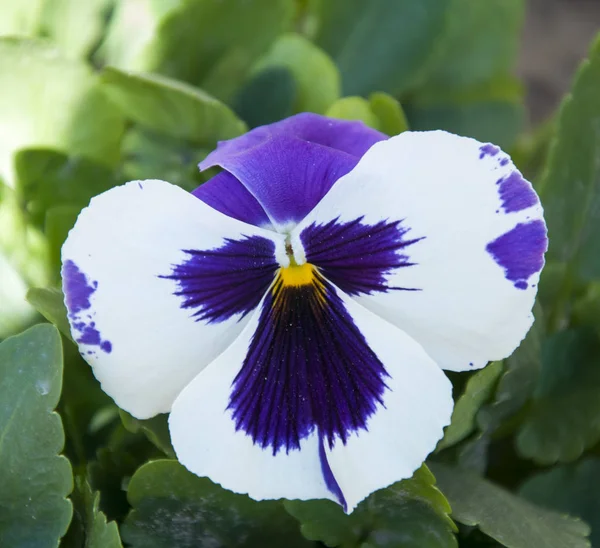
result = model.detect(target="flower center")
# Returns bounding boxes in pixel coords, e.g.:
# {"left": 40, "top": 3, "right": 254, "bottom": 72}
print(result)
{"left": 279, "top": 263, "right": 315, "bottom": 287}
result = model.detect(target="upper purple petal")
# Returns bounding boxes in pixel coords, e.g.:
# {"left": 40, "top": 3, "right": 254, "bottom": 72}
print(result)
{"left": 195, "top": 114, "right": 387, "bottom": 228}
{"left": 192, "top": 171, "right": 271, "bottom": 227}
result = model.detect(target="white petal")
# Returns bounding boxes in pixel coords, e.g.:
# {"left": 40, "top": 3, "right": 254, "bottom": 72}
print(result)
{"left": 324, "top": 291, "right": 453, "bottom": 512}
{"left": 169, "top": 301, "right": 335, "bottom": 503}
{"left": 62, "top": 180, "right": 285, "bottom": 418}
{"left": 294, "top": 131, "right": 547, "bottom": 371}
{"left": 169, "top": 284, "right": 452, "bottom": 511}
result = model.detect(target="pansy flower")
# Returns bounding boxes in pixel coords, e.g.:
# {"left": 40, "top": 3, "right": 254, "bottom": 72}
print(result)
{"left": 62, "top": 114, "right": 547, "bottom": 512}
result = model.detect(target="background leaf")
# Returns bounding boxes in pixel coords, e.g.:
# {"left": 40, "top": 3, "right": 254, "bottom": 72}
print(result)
{"left": 314, "top": 0, "right": 452, "bottom": 96}
{"left": 121, "top": 460, "right": 314, "bottom": 548}
{"left": 520, "top": 458, "right": 600, "bottom": 547}
{"left": 252, "top": 33, "right": 340, "bottom": 114}
{"left": 0, "top": 37, "right": 125, "bottom": 187}
{"left": 540, "top": 35, "right": 600, "bottom": 282}
{"left": 0, "top": 324, "right": 73, "bottom": 547}
{"left": 516, "top": 329, "right": 600, "bottom": 464}
{"left": 100, "top": 67, "right": 247, "bottom": 145}
{"left": 285, "top": 465, "right": 457, "bottom": 548}
{"left": 430, "top": 462, "right": 591, "bottom": 548}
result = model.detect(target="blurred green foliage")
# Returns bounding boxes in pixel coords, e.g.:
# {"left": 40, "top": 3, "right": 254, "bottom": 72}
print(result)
{"left": 1, "top": 0, "right": 600, "bottom": 546}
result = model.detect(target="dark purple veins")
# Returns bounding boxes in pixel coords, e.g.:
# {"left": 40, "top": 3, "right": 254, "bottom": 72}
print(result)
{"left": 228, "top": 269, "right": 389, "bottom": 454}
{"left": 301, "top": 216, "right": 421, "bottom": 296}
{"left": 497, "top": 172, "right": 539, "bottom": 213}
{"left": 162, "top": 235, "right": 278, "bottom": 323}
{"left": 62, "top": 260, "right": 112, "bottom": 354}
{"left": 486, "top": 220, "right": 547, "bottom": 290}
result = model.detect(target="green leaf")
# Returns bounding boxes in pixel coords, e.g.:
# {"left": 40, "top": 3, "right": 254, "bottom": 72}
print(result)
{"left": 285, "top": 465, "right": 457, "bottom": 548}
{"left": 315, "top": 0, "right": 451, "bottom": 96}
{"left": 437, "top": 361, "right": 503, "bottom": 451}
{"left": 326, "top": 96, "right": 380, "bottom": 129}
{"left": 101, "top": 67, "right": 246, "bottom": 146}
{"left": 45, "top": 206, "right": 81, "bottom": 277}
{"left": 478, "top": 310, "right": 543, "bottom": 433}
{"left": 15, "top": 149, "right": 117, "bottom": 227}
{"left": 64, "top": 477, "right": 122, "bottom": 548}
{"left": 539, "top": 35, "right": 600, "bottom": 281}
{"left": 119, "top": 410, "right": 175, "bottom": 458}
{"left": 41, "top": 0, "right": 114, "bottom": 60}
{"left": 369, "top": 92, "right": 409, "bottom": 135}
{"left": 520, "top": 458, "right": 600, "bottom": 547}
{"left": 233, "top": 67, "right": 297, "bottom": 129}
{"left": 405, "top": 78, "right": 525, "bottom": 150}
{"left": 0, "top": 0, "right": 45, "bottom": 36}
{"left": 0, "top": 188, "right": 50, "bottom": 338}
{"left": 0, "top": 324, "right": 73, "bottom": 547}
{"left": 121, "top": 460, "right": 313, "bottom": 548}
{"left": 99, "top": 0, "right": 294, "bottom": 87}
{"left": 0, "top": 37, "right": 125, "bottom": 187}
{"left": 26, "top": 287, "right": 72, "bottom": 341}
{"left": 422, "top": 0, "right": 525, "bottom": 90}
{"left": 429, "top": 462, "right": 591, "bottom": 548}
{"left": 252, "top": 33, "right": 340, "bottom": 114}
{"left": 516, "top": 328, "right": 600, "bottom": 464}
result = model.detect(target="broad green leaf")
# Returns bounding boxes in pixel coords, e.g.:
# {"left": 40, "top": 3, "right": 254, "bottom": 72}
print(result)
{"left": 122, "top": 460, "right": 313, "bottom": 548}
{"left": 101, "top": 67, "right": 246, "bottom": 146}
{"left": 478, "top": 309, "right": 543, "bottom": 432}
{"left": 0, "top": 324, "right": 73, "bottom": 547}
{"left": 0, "top": 187, "right": 50, "bottom": 338}
{"left": 233, "top": 67, "right": 297, "bottom": 129}
{"left": 41, "top": 0, "right": 115, "bottom": 59}
{"left": 430, "top": 462, "right": 591, "bottom": 548}
{"left": 315, "top": 0, "right": 451, "bottom": 95}
{"left": 539, "top": 35, "right": 600, "bottom": 280}
{"left": 0, "top": 38, "right": 125, "bottom": 187}
{"left": 516, "top": 329, "right": 600, "bottom": 464}
{"left": 26, "top": 287, "right": 72, "bottom": 341}
{"left": 520, "top": 459, "right": 600, "bottom": 547}
{"left": 119, "top": 410, "right": 175, "bottom": 458}
{"left": 326, "top": 96, "right": 380, "bottom": 129}
{"left": 201, "top": 48, "right": 256, "bottom": 104}
{"left": 422, "top": 0, "right": 525, "bottom": 90}
{"left": 252, "top": 33, "right": 340, "bottom": 114}
{"left": 15, "top": 149, "right": 117, "bottom": 227}
{"left": 437, "top": 361, "right": 503, "bottom": 451}
{"left": 285, "top": 465, "right": 457, "bottom": 548}
{"left": 64, "top": 477, "right": 122, "bottom": 548}
{"left": 99, "top": 0, "right": 294, "bottom": 87}
{"left": 0, "top": 0, "right": 45, "bottom": 36}
{"left": 121, "top": 128, "right": 209, "bottom": 192}
{"left": 369, "top": 92, "right": 409, "bottom": 135}
{"left": 45, "top": 206, "right": 81, "bottom": 277}
{"left": 572, "top": 282, "right": 600, "bottom": 329}
{"left": 405, "top": 78, "right": 525, "bottom": 150}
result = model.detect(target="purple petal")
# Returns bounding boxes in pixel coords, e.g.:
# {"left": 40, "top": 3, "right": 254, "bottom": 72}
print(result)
{"left": 192, "top": 171, "right": 271, "bottom": 227}
{"left": 202, "top": 134, "right": 358, "bottom": 227}
{"left": 196, "top": 113, "right": 387, "bottom": 227}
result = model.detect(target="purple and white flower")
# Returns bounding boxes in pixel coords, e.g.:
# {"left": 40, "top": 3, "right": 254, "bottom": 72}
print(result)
{"left": 62, "top": 114, "right": 547, "bottom": 512}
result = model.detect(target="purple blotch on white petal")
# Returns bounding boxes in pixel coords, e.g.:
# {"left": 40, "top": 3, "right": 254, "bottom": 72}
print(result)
{"left": 479, "top": 144, "right": 500, "bottom": 159}
{"left": 497, "top": 172, "right": 539, "bottom": 213}
{"left": 486, "top": 220, "right": 547, "bottom": 290}
{"left": 62, "top": 259, "right": 112, "bottom": 353}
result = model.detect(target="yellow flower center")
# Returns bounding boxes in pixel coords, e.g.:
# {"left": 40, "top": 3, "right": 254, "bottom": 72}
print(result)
{"left": 279, "top": 263, "right": 315, "bottom": 287}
